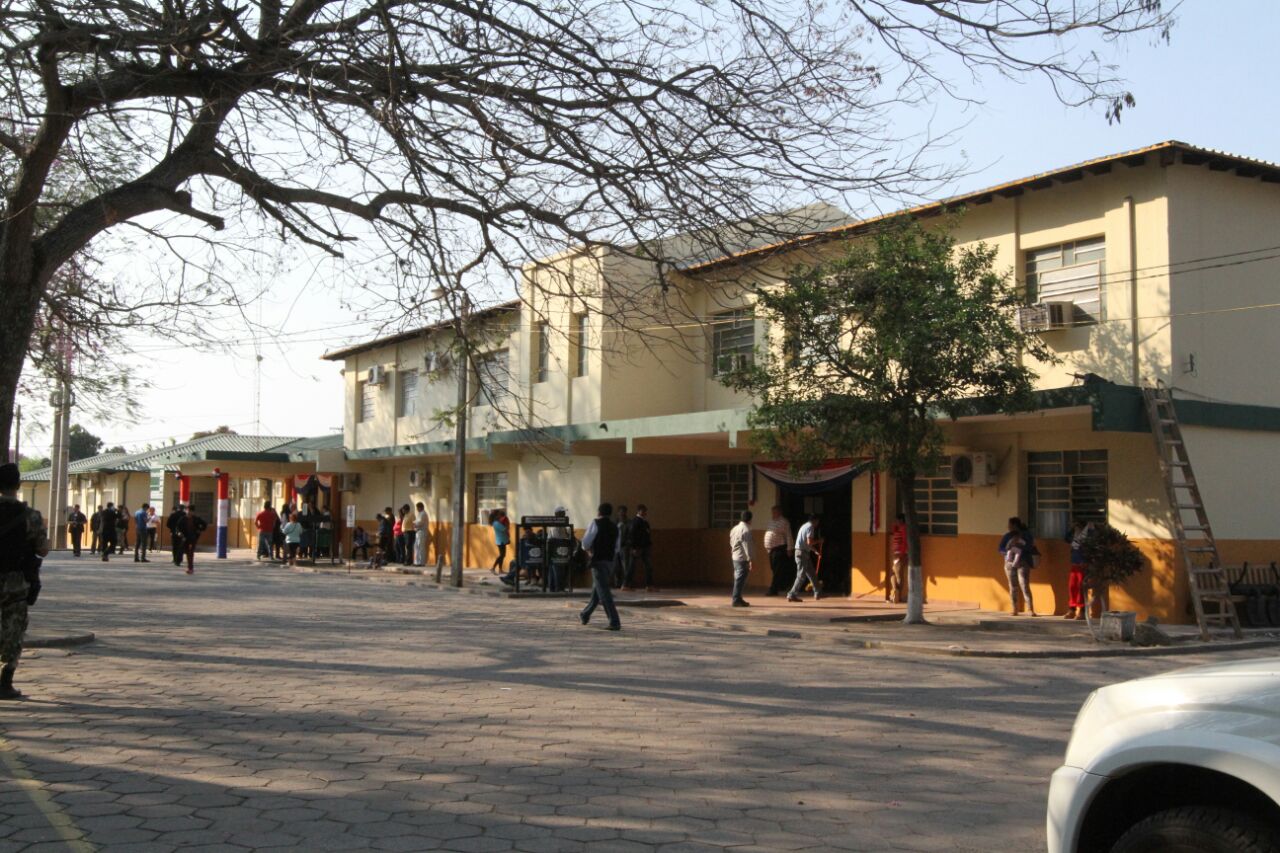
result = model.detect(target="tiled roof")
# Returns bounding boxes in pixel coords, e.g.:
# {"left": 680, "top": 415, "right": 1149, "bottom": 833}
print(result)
{"left": 321, "top": 301, "right": 522, "bottom": 361}
{"left": 683, "top": 140, "right": 1280, "bottom": 273}
{"left": 22, "top": 434, "right": 320, "bottom": 481}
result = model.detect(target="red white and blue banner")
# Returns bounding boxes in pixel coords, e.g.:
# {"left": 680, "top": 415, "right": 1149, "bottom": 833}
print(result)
{"left": 753, "top": 458, "right": 873, "bottom": 496}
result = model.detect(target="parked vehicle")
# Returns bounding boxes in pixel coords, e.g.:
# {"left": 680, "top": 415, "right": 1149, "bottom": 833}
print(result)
{"left": 1047, "top": 657, "right": 1280, "bottom": 852}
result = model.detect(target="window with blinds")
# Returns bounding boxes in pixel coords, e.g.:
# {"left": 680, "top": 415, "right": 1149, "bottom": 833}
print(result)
{"left": 1026, "top": 237, "right": 1106, "bottom": 324}
{"left": 1027, "top": 450, "right": 1108, "bottom": 539}
{"left": 913, "top": 461, "right": 958, "bottom": 535}
{"left": 475, "top": 350, "right": 511, "bottom": 407}
{"left": 358, "top": 381, "right": 376, "bottom": 423}
{"left": 398, "top": 370, "right": 419, "bottom": 418}
{"left": 707, "top": 464, "right": 751, "bottom": 529}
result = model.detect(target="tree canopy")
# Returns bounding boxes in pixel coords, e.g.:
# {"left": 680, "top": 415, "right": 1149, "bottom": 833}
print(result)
{"left": 0, "top": 0, "right": 1174, "bottom": 456}
{"left": 67, "top": 423, "right": 103, "bottom": 461}
{"left": 727, "top": 218, "right": 1056, "bottom": 621}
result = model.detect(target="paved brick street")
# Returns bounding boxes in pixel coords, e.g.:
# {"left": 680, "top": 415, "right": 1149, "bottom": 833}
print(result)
{"left": 0, "top": 556, "right": 1270, "bottom": 853}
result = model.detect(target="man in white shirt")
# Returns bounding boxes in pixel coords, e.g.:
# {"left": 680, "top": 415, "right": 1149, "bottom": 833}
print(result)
{"left": 413, "top": 502, "right": 429, "bottom": 565}
{"left": 729, "top": 510, "right": 754, "bottom": 607}
{"left": 763, "top": 505, "right": 793, "bottom": 596}
{"left": 787, "top": 514, "right": 823, "bottom": 602}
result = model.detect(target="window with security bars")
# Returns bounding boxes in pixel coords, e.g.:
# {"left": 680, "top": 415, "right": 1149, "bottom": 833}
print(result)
{"left": 913, "top": 461, "right": 958, "bottom": 535}
{"left": 1026, "top": 237, "right": 1106, "bottom": 324}
{"left": 1027, "top": 450, "right": 1108, "bottom": 539}
{"left": 707, "top": 464, "right": 751, "bottom": 528}
{"left": 358, "top": 381, "right": 376, "bottom": 423}
{"left": 474, "top": 350, "right": 511, "bottom": 407}
{"left": 474, "top": 471, "right": 508, "bottom": 524}
{"left": 711, "top": 309, "right": 754, "bottom": 375}
{"left": 398, "top": 370, "right": 419, "bottom": 418}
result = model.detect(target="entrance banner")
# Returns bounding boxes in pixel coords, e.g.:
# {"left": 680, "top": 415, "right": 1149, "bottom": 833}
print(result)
{"left": 753, "top": 458, "right": 872, "bottom": 497}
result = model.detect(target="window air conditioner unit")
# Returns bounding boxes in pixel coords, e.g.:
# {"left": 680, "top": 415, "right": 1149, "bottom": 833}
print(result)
{"left": 1017, "top": 301, "right": 1075, "bottom": 332}
{"left": 950, "top": 452, "right": 997, "bottom": 487}
{"left": 408, "top": 470, "right": 427, "bottom": 489}
{"left": 340, "top": 473, "right": 361, "bottom": 492}
{"left": 366, "top": 365, "right": 388, "bottom": 386}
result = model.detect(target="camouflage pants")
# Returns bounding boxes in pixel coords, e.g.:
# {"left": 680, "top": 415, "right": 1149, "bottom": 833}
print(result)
{"left": 0, "top": 573, "right": 29, "bottom": 670}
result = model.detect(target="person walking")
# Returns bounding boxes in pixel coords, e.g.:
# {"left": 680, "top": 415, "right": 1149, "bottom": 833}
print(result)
{"left": 177, "top": 504, "right": 208, "bottom": 574}
{"left": 729, "top": 510, "right": 754, "bottom": 607}
{"left": 579, "top": 502, "right": 621, "bottom": 631}
{"left": 489, "top": 509, "right": 510, "bottom": 574}
{"left": 146, "top": 506, "right": 160, "bottom": 552}
{"left": 116, "top": 505, "right": 130, "bottom": 554}
{"left": 401, "top": 503, "right": 417, "bottom": 566}
{"left": 166, "top": 504, "right": 186, "bottom": 566}
{"left": 998, "top": 517, "right": 1037, "bottom": 616}
{"left": 255, "top": 501, "right": 279, "bottom": 560}
{"left": 1063, "top": 519, "right": 1094, "bottom": 619}
{"left": 89, "top": 505, "right": 102, "bottom": 554}
{"left": 787, "top": 515, "right": 823, "bottom": 602}
{"left": 888, "top": 513, "right": 908, "bottom": 603}
{"left": 283, "top": 513, "right": 303, "bottom": 566}
{"left": 623, "top": 504, "right": 655, "bottom": 591}
{"left": 413, "top": 502, "right": 429, "bottom": 566}
{"left": 763, "top": 505, "right": 792, "bottom": 597}
{"left": 0, "top": 463, "right": 49, "bottom": 700}
{"left": 133, "top": 503, "right": 151, "bottom": 562}
{"left": 68, "top": 504, "right": 87, "bottom": 557}
{"left": 98, "top": 502, "right": 120, "bottom": 562}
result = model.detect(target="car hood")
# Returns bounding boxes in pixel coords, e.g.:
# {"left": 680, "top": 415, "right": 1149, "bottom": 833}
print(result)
{"left": 1063, "top": 656, "right": 1280, "bottom": 770}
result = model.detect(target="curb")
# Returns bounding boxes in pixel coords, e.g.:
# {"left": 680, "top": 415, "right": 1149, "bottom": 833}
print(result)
{"left": 26, "top": 633, "right": 96, "bottom": 649}
{"left": 288, "top": 564, "right": 1280, "bottom": 659}
{"left": 634, "top": 610, "right": 1280, "bottom": 659}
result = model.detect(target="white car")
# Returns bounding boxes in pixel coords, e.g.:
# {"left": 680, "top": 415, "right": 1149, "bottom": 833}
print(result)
{"left": 1047, "top": 657, "right": 1280, "bottom": 853}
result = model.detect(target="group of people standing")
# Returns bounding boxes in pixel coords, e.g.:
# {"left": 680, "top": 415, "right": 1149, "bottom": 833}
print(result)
{"left": 66, "top": 503, "right": 162, "bottom": 561}
{"left": 997, "top": 515, "right": 1096, "bottom": 618}
{"left": 727, "top": 506, "right": 824, "bottom": 606}
{"left": 494, "top": 504, "right": 656, "bottom": 594}
{"left": 360, "top": 502, "right": 430, "bottom": 568}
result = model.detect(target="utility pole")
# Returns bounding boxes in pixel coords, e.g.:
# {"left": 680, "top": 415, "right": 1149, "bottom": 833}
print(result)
{"left": 449, "top": 297, "right": 469, "bottom": 588}
{"left": 10, "top": 405, "right": 19, "bottom": 463}
{"left": 45, "top": 380, "right": 71, "bottom": 550}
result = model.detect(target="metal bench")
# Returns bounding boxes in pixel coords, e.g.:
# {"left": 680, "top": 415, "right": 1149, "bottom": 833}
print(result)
{"left": 1226, "top": 562, "right": 1280, "bottom": 627}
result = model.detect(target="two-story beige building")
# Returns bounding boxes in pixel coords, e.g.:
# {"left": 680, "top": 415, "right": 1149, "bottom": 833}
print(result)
{"left": 323, "top": 141, "right": 1280, "bottom": 622}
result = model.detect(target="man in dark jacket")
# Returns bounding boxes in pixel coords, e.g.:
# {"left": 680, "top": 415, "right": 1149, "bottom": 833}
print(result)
{"left": 98, "top": 503, "right": 119, "bottom": 562}
{"left": 623, "top": 504, "right": 655, "bottom": 591}
{"left": 0, "top": 463, "right": 48, "bottom": 700}
{"left": 166, "top": 504, "right": 186, "bottom": 566}
{"left": 89, "top": 506, "right": 102, "bottom": 553}
{"left": 177, "top": 505, "right": 208, "bottom": 574}
{"left": 579, "top": 502, "right": 621, "bottom": 631}
{"left": 67, "top": 504, "right": 87, "bottom": 557}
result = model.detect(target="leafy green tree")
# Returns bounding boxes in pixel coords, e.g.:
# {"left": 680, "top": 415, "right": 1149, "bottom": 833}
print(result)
{"left": 726, "top": 219, "right": 1055, "bottom": 623}
{"left": 67, "top": 423, "right": 103, "bottom": 461}
{"left": 17, "top": 455, "right": 49, "bottom": 473}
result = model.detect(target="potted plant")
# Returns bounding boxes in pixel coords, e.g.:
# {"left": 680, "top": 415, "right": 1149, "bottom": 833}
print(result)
{"left": 1079, "top": 523, "right": 1146, "bottom": 641}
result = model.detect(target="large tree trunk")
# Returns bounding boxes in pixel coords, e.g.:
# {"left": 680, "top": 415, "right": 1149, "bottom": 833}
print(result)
{"left": 0, "top": 265, "right": 45, "bottom": 460}
{"left": 899, "top": 471, "right": 927, "bottom": 624}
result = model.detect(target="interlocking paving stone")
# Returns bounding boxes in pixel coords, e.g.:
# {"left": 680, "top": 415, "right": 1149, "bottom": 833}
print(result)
{"left": 0, "top": 555, "right": 1269, "bottom": 852}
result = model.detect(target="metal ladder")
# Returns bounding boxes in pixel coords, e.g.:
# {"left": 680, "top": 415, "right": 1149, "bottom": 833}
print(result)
{"left": 1141, "top": 382, "right": 1242, "bottom": 641}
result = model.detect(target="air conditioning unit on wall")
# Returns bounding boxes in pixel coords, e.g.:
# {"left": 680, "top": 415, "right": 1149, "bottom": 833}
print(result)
{"left": 366, "top": 364, "right": 388, "bottom": 386}
{"left": 950, "top": 452, "right": 997, "bottom": 487}
{"left": 408, "top": 470, "right": 428, "bottom": 489}
{"left": 341, "top": 473, "right": 362, "bottom": 492}
{"left": 424, "top": 351, "right": 449, "bottom": 372}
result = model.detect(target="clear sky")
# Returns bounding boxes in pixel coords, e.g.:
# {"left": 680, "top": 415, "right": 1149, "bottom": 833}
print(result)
{"left": 19, "top": 0, "right": 1280, "bottom": 455}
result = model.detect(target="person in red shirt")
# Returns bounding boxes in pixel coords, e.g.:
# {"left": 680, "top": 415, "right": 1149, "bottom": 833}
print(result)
{"left": 255, "top": 501, "right": 280, "bottom": 561}
{"left": 889, "top": 513, "right": 908, "bottom": 603}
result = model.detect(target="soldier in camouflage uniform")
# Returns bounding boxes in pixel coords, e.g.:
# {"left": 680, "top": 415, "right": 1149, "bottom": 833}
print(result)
{"left": 0, "top": 463, "right": 49, "bottom": 700}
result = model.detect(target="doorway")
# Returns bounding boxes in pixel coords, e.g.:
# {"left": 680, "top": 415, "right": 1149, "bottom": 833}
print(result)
{"left": 780, "top": 480, "right": 853, "bottom": 596}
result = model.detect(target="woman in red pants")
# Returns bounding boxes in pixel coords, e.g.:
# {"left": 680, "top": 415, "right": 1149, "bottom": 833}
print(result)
{"left": 1064, "top": 519, "right": 1094, "bottom": 619}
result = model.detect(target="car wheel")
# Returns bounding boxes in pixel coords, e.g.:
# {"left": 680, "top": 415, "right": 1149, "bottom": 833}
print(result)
{"left": 1111, "top": 806, "right": 1280, "bottom": 853}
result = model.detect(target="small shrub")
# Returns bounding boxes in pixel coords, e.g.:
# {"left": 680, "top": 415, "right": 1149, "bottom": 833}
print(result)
{"left": 1080, "top": 523, "right": 1145, "bottom": 593}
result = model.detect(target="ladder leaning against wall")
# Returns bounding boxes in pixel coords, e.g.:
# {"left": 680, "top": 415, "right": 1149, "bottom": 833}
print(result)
{"left": 1141, "top": 382, "right": 1242, "bottom": 641}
